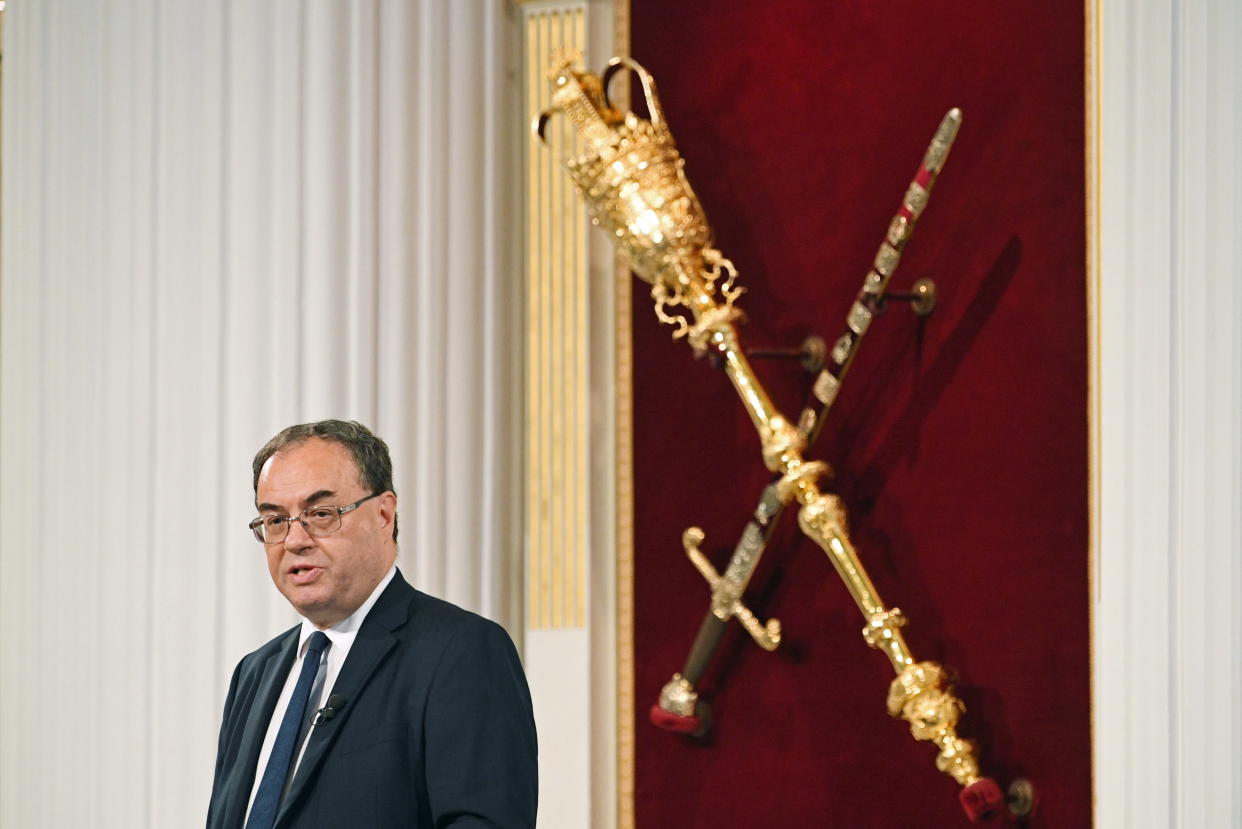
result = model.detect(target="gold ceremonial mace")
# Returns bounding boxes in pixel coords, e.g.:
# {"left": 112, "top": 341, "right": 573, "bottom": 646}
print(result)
{"left": 535, "top": 56, "right": 1004, "bottom": 822}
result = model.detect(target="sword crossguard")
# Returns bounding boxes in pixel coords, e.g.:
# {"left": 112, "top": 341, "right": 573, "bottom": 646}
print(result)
{"left": 682, "top": 527, "right": 781, "bottom": 651}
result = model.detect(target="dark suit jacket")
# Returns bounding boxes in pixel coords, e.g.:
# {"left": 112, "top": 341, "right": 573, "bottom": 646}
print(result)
{"left": 207, "top": 571, "right": 538, "bottom": 828}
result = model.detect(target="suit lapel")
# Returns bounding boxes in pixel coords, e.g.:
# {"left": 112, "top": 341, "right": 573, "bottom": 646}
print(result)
{"left": 223, "top": 628, "right": 298, "bottom": 829}
{"left": 275, "top": 573, "right": 414, "bottom": 828}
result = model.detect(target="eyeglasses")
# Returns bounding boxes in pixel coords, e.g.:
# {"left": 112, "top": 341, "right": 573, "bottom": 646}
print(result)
{"left": 248, "top": 492, "right": 382, "bottom": 544}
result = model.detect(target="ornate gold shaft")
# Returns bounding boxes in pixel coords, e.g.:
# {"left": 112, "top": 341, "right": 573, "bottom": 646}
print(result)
{"left": 716, "top": 332, "right": 786, "bottom": 446}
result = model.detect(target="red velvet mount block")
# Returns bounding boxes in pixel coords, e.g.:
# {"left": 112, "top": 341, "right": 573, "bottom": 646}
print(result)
{"left": 629, "top": 1, "right": 1090, "bottom": 826}
{"left": 648, "top": 704, "right": 704, "bottom": 737}
{"left": 961, "top": 778, "right": 1005, "bottom": 823}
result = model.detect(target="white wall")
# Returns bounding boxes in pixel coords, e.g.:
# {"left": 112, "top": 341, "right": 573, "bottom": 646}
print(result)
{"left": 1095, "top": 1, "right": 1242, "bottom": 826}
{"left": 0, "top": 2, "right": 522, "bottom": 826}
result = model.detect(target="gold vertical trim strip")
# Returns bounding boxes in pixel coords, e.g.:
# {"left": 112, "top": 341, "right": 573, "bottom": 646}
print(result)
{"left": 562, "top": 9, "right": 575, "bottom": 630}
{"left": 543, "top": 8, "right": 557, "bottom": 630}
{"left": 1086, "top": 0, "right": 1101, "bottom": 810}
{"left": 544, "top": 9, "right": 556, "bottom": 630}
{"left": 524, "top": 4, "right": 589, "bottom": 632}
{"left": 554, "top": 12, "right": 565, "bottom": 629}
{"left": 555, "top": 8, "right": 568, "bottom": 629}
{"left": 560, "top": 8, "right": 571, "bottom": 630}
{"left": 549, "top": 9, "right": 564, "bottom": 630}
{"left": 539, "top": 10, "right": 552, "bottom": 631}
{"left": 573, "top": 4, "right": 588, "bottom": 629}
{"left": 574, "top": 4, "right": 589, "bottom": 628}
{"left": 524, "top": 11, "right": 541, "bottom": 631}
{"left": 612, "top": 0, "right": 636, "bottom": 824}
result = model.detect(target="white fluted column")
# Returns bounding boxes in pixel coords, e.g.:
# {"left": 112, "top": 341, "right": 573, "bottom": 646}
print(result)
{"left": 1096, "top": 1, "right": 1242, "bottom": 826}
{"left": 0, "top": 2, "right": 521, "bottom": 826}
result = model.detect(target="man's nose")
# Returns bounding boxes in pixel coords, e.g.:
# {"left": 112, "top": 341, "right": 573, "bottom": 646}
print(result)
{"left": 283, "top": 517, "right": 316, "bottom": 550}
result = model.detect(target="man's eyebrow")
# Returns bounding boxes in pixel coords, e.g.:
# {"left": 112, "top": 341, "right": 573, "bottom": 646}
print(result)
{"left": 256, "top": 490, "right": 337, "bottom": 512}
{"left": 302, "top": 490, "right": 336, "bottom": 507}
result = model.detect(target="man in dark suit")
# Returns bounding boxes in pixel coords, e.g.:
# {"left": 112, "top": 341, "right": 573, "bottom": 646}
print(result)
{"left": 207, "top": 420, "right": 538, "bottom": 828}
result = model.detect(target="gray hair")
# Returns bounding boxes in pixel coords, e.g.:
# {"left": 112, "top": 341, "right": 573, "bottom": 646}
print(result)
{"left": 252, "top": 419, "right": 398, "bottom": 541}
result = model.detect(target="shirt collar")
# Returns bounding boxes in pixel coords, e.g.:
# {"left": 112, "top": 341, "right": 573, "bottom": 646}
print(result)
{"left": 296, "top": 564, "right": 397, "bottom": 655}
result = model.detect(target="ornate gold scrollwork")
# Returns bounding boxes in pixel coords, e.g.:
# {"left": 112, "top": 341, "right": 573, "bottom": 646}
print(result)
{"left": 887, "top": 662, "right": 983, "bottom": 788}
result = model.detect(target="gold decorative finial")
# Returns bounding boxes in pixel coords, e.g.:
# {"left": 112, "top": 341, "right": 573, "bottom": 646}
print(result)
{"left": 534, "top": 55, "right": 739, "bottom": 350}
{"left": 546, "top": 46, "right": 583, "bottom": 81}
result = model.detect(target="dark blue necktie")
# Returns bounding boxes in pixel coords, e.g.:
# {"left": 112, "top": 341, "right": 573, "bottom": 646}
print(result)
{"left": 245, "top": 631, "right": 330, "bottom": 829}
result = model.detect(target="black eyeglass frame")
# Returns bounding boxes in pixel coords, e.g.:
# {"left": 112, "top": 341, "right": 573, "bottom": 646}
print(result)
{"left": 248, "top": 492, "right": 383, "bottom": 544}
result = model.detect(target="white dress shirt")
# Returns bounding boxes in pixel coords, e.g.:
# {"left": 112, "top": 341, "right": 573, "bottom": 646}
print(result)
{"left": 244, "top": 565, "right": 397, "bottom": 822}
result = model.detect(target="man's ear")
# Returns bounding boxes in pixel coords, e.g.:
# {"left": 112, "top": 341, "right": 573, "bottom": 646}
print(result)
{"left": 377, "top": 491, "right": 398, "bottom": 536}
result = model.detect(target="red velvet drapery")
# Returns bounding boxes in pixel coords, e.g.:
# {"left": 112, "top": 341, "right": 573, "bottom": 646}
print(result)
{"left": 629, "top": 2, "right": 1091, "bottom": 826}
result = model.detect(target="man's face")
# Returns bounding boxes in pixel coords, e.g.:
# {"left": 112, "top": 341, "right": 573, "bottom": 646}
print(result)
{"left": 256, "top": 438, "right": 397, "bottom": 628}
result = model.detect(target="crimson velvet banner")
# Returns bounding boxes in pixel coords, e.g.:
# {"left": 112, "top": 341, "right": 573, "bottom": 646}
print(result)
{"left": 629, "top": 2, "right": 1090, "bottom": 826}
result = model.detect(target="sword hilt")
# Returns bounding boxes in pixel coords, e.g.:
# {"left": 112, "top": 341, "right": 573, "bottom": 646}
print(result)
{"left": 649, "top": 526, "right": 783, "bottom": 736}
{"left": 682, "top": 527, "right": 781, "bottom": 651}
